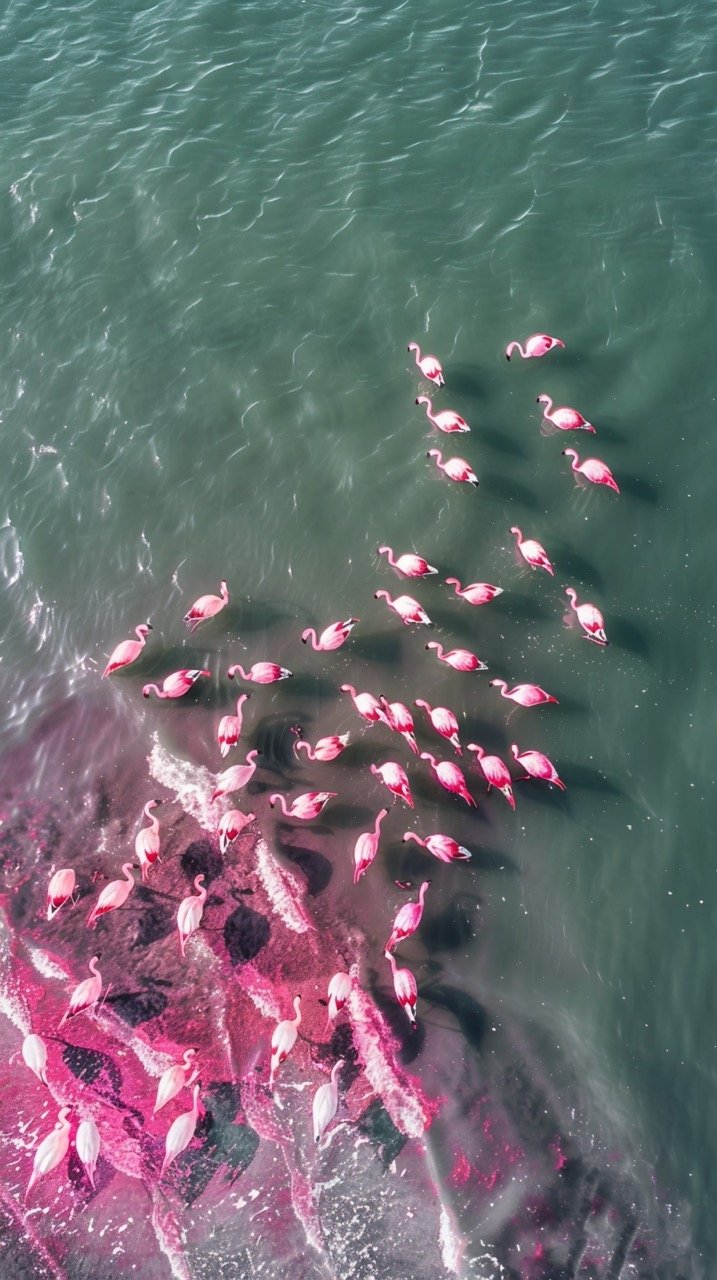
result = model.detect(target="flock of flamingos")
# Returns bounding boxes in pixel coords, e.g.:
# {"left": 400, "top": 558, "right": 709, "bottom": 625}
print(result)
{"left": 20, "top": 330, "right": 619, "bottom": 1207}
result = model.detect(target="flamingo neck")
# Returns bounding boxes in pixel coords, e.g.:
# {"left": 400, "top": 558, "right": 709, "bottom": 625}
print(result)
{"left": 135, "top": 626, "right": 149, "bottom": 642}
{"left": 564, "top": 450, "right": 578, "bottom": 467}
{"left": 183, "top": 1050, "right": 196, "bottom": 1070}
{"left": 272, "top": 794, "right": 289, "bottom": 815}
{"left": 220, "top": 582, "right": 229, "bottom": 602}
{"left": 302, "top": 629, "right": 319, "bottom": 649}
{"left": 511, "top": 527, "right": 522, "bottom": 542}
{"left": 144, "top": 684, "right": 164, "bottom": 698}
{"left": 373, "top": 809, "right": 386, "bottom": 835}
{"left": 566, "top": 588, "right": 578, "bottom": 607}
{"left": 341, "top": 684, "right": 356, "bottom": 698}
{"left": 228, "top": 664, "right": 247, "bottom": 680}
{"left": 237, "top": 694, "right": 249, "bottom": 711}
{"left": 538, "top": 395, "right": 552, "bottom": 413}
{"left": 507, "top": 341, "right": 526, "bottom": 359}
{"left": 292, "top": 997, "right": 302, "bottom": 1025}
{"left": 383, "top": 548, "right": 397, "bottom": 567}
{"left": 418, "top": 883, "right": 429, "bottom": 906}
{"left": 403, "top": 832, "right": 423, "bottom": 847}
{"left": 409, "top": 343, "right": 422, "bottom": 364}
{"left": 89, "top": 957, "right": 101, "bottom": 977}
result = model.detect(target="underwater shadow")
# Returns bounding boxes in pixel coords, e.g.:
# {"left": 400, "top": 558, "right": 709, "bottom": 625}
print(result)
{"left": 609, "top": 614, "right": 653, "bottom": 660}
{"left": 477, "top": 425, "right": 530, "bottom": 461}
{"left": 620, "top": 473, "right": 661, "bottom": 506}
{"left": 482, "top": 473, "right": 542, "bottom": 512}
{"left": 559, "top": 762, "right": 626, "bottom": 798}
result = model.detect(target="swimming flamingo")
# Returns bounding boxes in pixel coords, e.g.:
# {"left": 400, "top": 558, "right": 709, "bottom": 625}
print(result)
{"left": 427, "top": 449, "right": 478, "bottom": 487}
{"left": 142, "top": 669, "right": 210, "bottom": 699}
{"left": 228, "top": 661, "right": 292, "bottom": 684}
{"left": 135, "top": 800, "right": 161, "bottom": 882}
{"left": 210, "top": 751, "right": 261, "bottom": 802}
{"left": 22, "top": 1034, "right": 49, "bottom": 1086}
{"left": 385, "top": 951, "right": 418, "bottom": 1027}
{"left": 426, "top": 641, "right": 487, "bottom": 672}
{"left": 565, "top": 587, "right": 609, "bottom": 646}
{"left": 510, "top": 527, "right": 554, "bottom": 576}
{"left": 326, "top": 973, "right": 352, "bottom": 1027}
{"left": 444, "top": 578, "right": 503, "bottom": 606}
{"left": 87, "top": 863, "right": 136, "bottom": 927}
{"left": 490, "top": 679, "right": 558, "bottom": 708}
{"left": 379, "top": 697, "right": 419, "bottom": 755}
{"left": 370, "top": 762, "right": 414, "bottom": 809}
{"left": 537, "top": 394, "right": 594, "bottom": 433}
{"left": 407, "top": 342, "right": 444, "bottom": 386}
{"left": 466, "top": 743, "right": 516, "bottom": 809}
{"left": 415, "top": 395, "right": 469, "bottom": 433}
{"left": 47, "top": 867, "right": 76, "bottom": 920}
{"left": 217, "top": 809, "right": 255, "bottom": 854}
{"left": 420, "top": 752, "right": 476, "bottom": 807}
{"left": 562, "top": 448, "right": 620, "bottom": 493}
{"left": 25, "top": 1106, "right": 72, "bottom": 1201}
{"left": 269, "top": 791, "right": 336, "bottom": 820}
{"left": 183, "top": 580, "right": 229, "bottom": 631}
{"left": 217, "top": 694, "right": 251, "bottom": 757}
{"left": 102, "top": 623, "right": 152, "bottom": 678}
{"left": 161, "top": 1084, "right": 201, "bottom": 1177}
{"left": 377, "top": 546, "right": 437, "bottom": 578}
{"left": 510, "top": 743, "right": 565, "bottom": 790}
{"left": 374, "top": 590, "right": 432, "bottom": 627}
{"left": 403, "top": 831, "right": 471, "bottom": 863}
{"left": 154, "top": 1049, "right": 199, "bottom": 1114}
{"left": 302, "top": 618, "right": 359, "bottom": 651}
{"left": 414, "top": 698, "right": 462, "bottom": 754}
{"left": 177, "top": 875, "right": 207, "bottom": 957}
{"left": 313, "top": 1059, "right": 344, "bottom": 1143}
{"left": 505, "top": 334, "right": 565, "bottom": 361}
{"left": 59, "top": 956, "right": 103, "bottom": 1028}
{"left": 75, "top": 1117, "right": 100, "bottom": 1189}
{"left": 294, "top": 732, "right": 350, "bottom": 762}
{"left": 386, "top": 881, "right": 430, "bottom": 952}
{"left": 353, "top": 808, "right": 388, "bottom": 883}
{"left": 340, "top": 684, "right": 390, "bottom": 727}
{"left": 270, "top": 996, "right": 302, "bottom": 1089}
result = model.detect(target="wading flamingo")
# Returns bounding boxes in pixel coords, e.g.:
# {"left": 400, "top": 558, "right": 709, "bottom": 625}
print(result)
{"left": 511, "top": 743, "right": 565, "bottom": 790}
{"left": 87, "top": 863, "right": 136, "bottom": 928}
{"left": 135, "top": 800, "right": 161, "bottom": 882}
{"left": 326, "top": 973, "right": 352, "bottom": 1027}
{"left": 217, "top": 809, "right": 255, "bottom": 854}
{"left": 379, "top": 697, "right": 419, "bottom": 755}
{"left": 414, "top": 698, "right": 462, "bottom": 754}
{"left": 353, "top": 808, "right": 388, "bottom": 883}
{"left": 505, "top": 333, "right": 564, "bottom": 361}
{"left": 177, "top": 875, "right": 207, "bottom": 957}
{"left": 403, "top": 831, "right": 471, "bottom": 863}
{"left": 385, "top": 951, "right": 418, "bottom": 1027}
{"left": 142, "top": 669, "right": 210, "bottom": 699}
{"left": 370, "top": 762, "right": 414, "bottom": 809}
{"left": 490, "top": 679, "right": 558, "bottom": 708}
{"left": 294, "top": 732, "right": 350, "bottom": 763}
{"left": 161, "top": 1084, "right": 201, "bottom": 1177}
{"left": 537, "top": 394, "right": 594, "bottom": 433}
{"left": 210, "top": 751, "right": 261, "bottom": 802}
{"left": 75, "top": 1117, "right": 100, "bottom": 1189}
{"left": 302, "top": 618, "right": 358, "bottom": 651}
{"left": 22, "top": 1034, "right": 48, "bottom": 1086}
{"left": 427, "top": 449, "right": 478, "bottom": 487}
{"left": 59, "top": 956, "right": 104, "bottom": 1028}
{"left": 510, "top": 527, "right": 554, "bottom": 575}
{"left": 228, "top": 661, "right": 292, "bottom": 684}
{"left": 269, "top": 792, "right": 336, "bottom": 821}
{"left": 103, "top": 623, "right": 152, "bottom": 678}
{"left": 445, "top": 577, "right": 503, "bottom": 605}
{"left": 340, "top": 684, "right": 390, "bottom": 726}
{"left": 415, "top": 395, "right": 469, "bottom": 433}
{"left": 386, "top": 881, "right": 430, "bottom": 952}
{"left": 426, "top": 641, "right": 487, "bottom": 672}
{"left": 25, "top": 1106, "right": 72, "bottom": 1202}
{"left": 313, "top": 1059, "right": 345, "bottom": 1143}
{"left": 562, "top": 448, "right": 620, "bottom": 493}
{"left": 420, "top": 752, "right": 476, "bottom": 807}
{"left": 374, "top": 590, "right": 432, "bottom": 626}
{"left": 466, "top": 743, "right": 516, "bottom": 809}
{"left": 270, "top": 996, "right": 302, "bottom": 1089}
{"left": 408, "top": 342, "right": 444, "bottom": 386}
{"left": 184, "top": 580, "right": 229, "bottom": 632}
{"left": 377, "top": 546, "right": 437, "bottom": 578}
{"left": 565, "top": 587, "right": 609, "bottom": 645}
{"left": 47, "top": 868, "right": 76, "bottom": 920}
{"left": 154, "top": 1049, "right": 199, "bottom": 1114}
{"left": 217, "top": 694, "right": 251, "bottom": 757}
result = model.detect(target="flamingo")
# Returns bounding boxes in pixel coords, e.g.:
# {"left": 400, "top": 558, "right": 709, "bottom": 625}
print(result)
{"left": 385, "top": 881, "right": 430, "bottom": 952}
{"left": 426, "top": 641, "right": 487, "bottom": 672}
{"left": 183, "top": 580, "right": 229, "bottom": 632}
{"left": 407, "top": 342, "right": 444, "bottom": 386}
{"left": 415, "top": 395, "right": 469, "bottom": 433}
{"left": 270, "top": 996, "right": 302, "bottom": 1089}
{"left": 217, "top": 809, "right": 255, "bottom": 854}
{"left": 313, "top": 1059, "right": 345, "bottom": 1143}
{"left": 403, "top": 831, "right": 471, "bottom": 863}
{"left": 102, "top": 623, "right": 152, "bottom": 678}
{"left": 353, "top": 808, "right": 388, "bottom": 884}
{"left": 142, "top": 669, "right": 210, "bottom": 699}
{"left": 25, "top": 1107, "right": 72, "bottom": 1202}
{"left": 466, "top": 743, "right": 516, "bottom": 810}
{"left": 210, "top": 751, "right": 261, "bottom": 802}
{"left": 227, "top": 661, "right": 293, "bottom": 684}
{"left": 302, "top": 618, "right": 359, "bottom": 651}
{"left": 87, "top": 863, "right": 136, "bottom": 928}
{"left": 370, "top": 762, "right": 414, "bottom": 809}
{"left": 59, "top": 956, "right": 104, "bottom": 1028}
{"left": 177, "top": 875, "right": 207, "bottom": 957}
{"left": 427, "top": 449, "right": 478, "bottom": 487}
{"left": 510, "top": 527, "right": 554, "bottom": 576}
{"left": 153, "top": 1049, "right": 199, "bottom": 1114}
{"left": 562, "top": 448, "right": 620, "bottom": 493}
{"left": 217, "top": 694, "right": 251, "bottom": 758}
{"left": 379, "top": 697, "right": 419, "bottom": 755}
{"left": 420, "top": 752, "right": 476, "bottom": 807}
{"left": 505, "top": 333, "right": 565, "bottom": 361}
{"left": 75, "top": 1117, "right": 100, "bottom": 1189}
{"left": 22, "top": 1034, "right": 49, "bottom": 1086}
{"left": 565, "top": 587, "right": 609, "bottom": 646}
{"left": 374, "top": 590, "right": 432, "bottom": 627}
{"left": 511, "top": 743, "right": 565, "bottom": 791}
{"left": 326, "top": 973, "right": 352, "bottom": 1027}
{"left": 135, "top": 800, "right": 161, "bottom": 882}
{"left": 46, "top": 867, "right": 76, "bottom": 921}
{"left": 270, "top": 792, "right": 336, "bottom": 821}
{"left": 445, "top": 577, "right": 503, "bottom": 606}
{"left": 385, "top": 951, "right": 418, "bottom": 1027}
{"left": 537, "top": 394, "right": 594, "bottom": 433}
{"left": 377, "top": 546, "right": 437, "bottom": 578}
{"left": 340, "top": 684, "right": 390, "bottom": 727}
{"left": 294, "top": 732, "right": 350, "bottom": 763}
{"left": 414, "top": 698, "right": 462, "bottom": 754}
{"left": 490, "top": 679, "right": 558, "bottom": 708}
{"left": 161, "top": 1084, "right": 201, "bottom": 1177}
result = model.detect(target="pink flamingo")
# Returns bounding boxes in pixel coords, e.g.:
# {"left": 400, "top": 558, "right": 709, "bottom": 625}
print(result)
{"left": 403, "top": 831, "right": 471, "bottom": 863}
{"left": 379, "top": 697, "right": 419, "bottom": 755}
{"left": 326, "top": 973, "right": 352, "bottom": 1026}
{"left": 340, "top": 684, "right": 390, "bottom": 727}
{"left": 353, "top": 808, "right": 388, "bottom": 883}
{"left": 142, "top": 669, "right": 210, "bottom": 699}
{"left": 135, "top": 800, "right": 161, "bottom": 882}
{"left": 511, "top": 743, "right": 565, "bottom": 791}
{"left": 177, "top": 875, "right": 207, "bottom": 957}
{"left": 59, "top": 956, "right": 103, "bottom": 1028}
{"left": 161, "top": 1084, "right": 201, "bottom": 1177}
{"left": 420, "top": 751, "right": 476, "bottom": 807}
{"left": 562, "top": 448, "right": 620, "bottom": 493}
{"left": 75, "top": 1117, "right": 100, "bottom": 1189}
{"left": 47, "top": 867, "right": 76, "bottom": 920}
{"left": 270, "top": 791, "right": 336, "bottom": 821}
{"left": 377, "top": 546, "right": 437, "bottom": 578}
{"left": 294, "top": 732, "right": 350, "bottom": 762}
{"left": 505, "top": 333, "right": 565, "bottom": 361}
{"left": 565, "top": 587, "right": 609, "bottom": 646}
{"left": 537, "top": 394, "right": 594, "bottom": 433}
{"left": 210, "top": 751, "right": 261, "bottom": 802}
{"left": 385, "top": 951, "right": 418, "bottom": 1027}
{"left": 414, "top": 698, "right": 462, "bottom": 754}
{"left": 217, "top": 809, "right": 255, "bottom": 854}
{"left": 467, "top": 743, "right": 516, "bottom": 809}
{"left": 385, "top": 881, "right": 430, "bottom": 952}
{"left": 445, "top": 577, "right": 503, "bottom": 606}
{"left": 415, "top": 395, "right": 469, "bottom": 433}
{"left": 374, "top": 590, "right": 432, "bottom": 627}
{"left": 426, "top": 641, "right": 487, "bottom": 672}
{"left": 370, "top": 762, "right": 414, "bottom": 809}
{"left": 102, "top": 623, "right": 152, "bottom": 678}
{"left": 302, "top": 618, "right": 358, "bottom": 651}
{"left": 407, "top": 342, "right": 444, "bottom": 386}
{"left": 490, "top": 679, "right": 558, "bottom": 708}
{"left": 270, "top": 996, "right": 302, "bottom": 1089}
{"left": 154, "top": 1049, "right": 199, "bottom": 1114}
{"left": 510, "top": 527, "right": 554, "bottom": 576}
{"left": 228, "top": 661, "right": 292, "bottom": 684}
{"left": 25, "top": 1106, "right": 72, "bottom": 1202}
{"left": 183, "top": 580, "right": 229, "bottom": 632}
{"left": 313, "top": 1059, "right": 344, "bottom": 1143}
{"left": 87, "top": 862, "right": 136, "bottom": 927}
{"left": 217, "top": 694, "right": 251, "bottom": 758}
{"left": 22, "top": 1034, "right": 49, "bottom": 1086}
{"left": 427, "top": 449, "right": 478, "bottom": 487}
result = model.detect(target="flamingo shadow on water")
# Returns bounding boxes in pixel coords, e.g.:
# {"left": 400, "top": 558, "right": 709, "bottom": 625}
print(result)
{"left": 608, "top": 614, "right": 653, "bottom": 660}
{"left": 350, "top": 630, "right": 405, "bottom": 666}
{"left": 272, "top": 831, "right": 333, "bottom": 896}
{"left": 491, "top": 590, "right": 555, "bottom": 625}
{"left": 558, "top": 762, "right": 626, "bottom": 798}
{"left": 550, "top": 541, "right": 605, "bottom": 592}
{"left": 478, "top": 423, "right": 530, "bottom": 461}
{"left": 482, "top": 472, "right": 543, "bottom": 513}
{"left": 619, "top": 473, "right": 660, "bottom": 506}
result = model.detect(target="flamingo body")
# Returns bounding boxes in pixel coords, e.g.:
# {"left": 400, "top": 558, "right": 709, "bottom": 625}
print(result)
{"left": 313, "top": 1059, "right": 344, "bottom": 1143}
{"left": 142, "top": 669, "right": 210, "bottom": 699}
{"left": 102, "top": 624, "right": 152, "bottom": 678}
{"left": 491, "top": 679, "right": 558, "bottom": 708}
{"left": 302, "top": 618, "right": 358, "bottom": 651}
{"left": 467, "top": 744, "right": 516, "bottom": 809}
{"left": 228, "top": 661, "right": 292, "bottom": 684}
{"left": 385, "top": 951, "right": 418, "bottom": 1026}
{"left": 562, "top": 448, "right": 620, "bottom": 493}
{"left": 420, "top": 752, "right": 476, "bottom": 807}
{"left": 386, "top": 881, "right": 430, "bottom": 952}
{"left": 505, "top": 333, "right": 565, "bottom": 361}
{"left": 270, "top": 996, "right": 302, "bottom": 1089}
{"left": 217, "top": 809, "right": 255, "bottom": 854}
{"left": 76, "top": 1117, "right": 101, "bottom": 1189}
{"left": 184, "top": 581, "right": 229, "bottom": 631}
{"left": 565, "top": 587, "right": 609, "bottom": 646}
{"left": 210, "top": 751, "right": 261, "bottom": 802}
{"left": 510, "top": 527, "right": 554, "bottom": 576}
{"left": 511, "top": 744, "right": 565, "bottom": 790}
{"left": 427, "top": 449, "right": 478, "bottom": 487}
{"left": 217, "top": 694, "right": 250, "bottom": 757}
{"left": 177, "top": 875, "right": 207, "bottom": 957}
{"left": 154, "top": 1050, "right": 199, "bottom": 1114}
{"left": 59, "top": 956, "right": 103, "bottom": 1027}
{"left": 135, "top": 801, "right": 160, "bottom": 882}
{"left": 403, "top": 831, "right": 471, "bottom": 863}
{"left": 353, "top": 808, "right": 388, "bottom": 883}
{"left": 340, "top": 685, "right": 389, "bottom": 726}
{"left": 294, "top": 733, "right": 350, "bottom": 763}
{"left": 408, "top": 342, "right": 444, "bottom": 386}
{"left": 47, "top": 867, "right": 76, "bottom": 920}
{"left": 445, "top": 577, "right": 503, "bottom": 606}
{"left": 87, "top": 862, "right": 135, "bottom": 927}
{"left": 426, "top": 641, "right": 486, "bottom": 672}
{"left": 370, "top": 762, "right": 414, "bottom": 809}
{"left": 415, "top": 395, "right": 469, "bottom": 433}
{"left": 22, "top": 1034, "right": 49, "bottom": 1086}
{"left": 374, "top": 590, "right": 432, "bottom": 627}
{"left": 414, "top": 699, "right": 462, "bottom": 754}
{"left": 270, "top": 791, "right": 336, "bottom": 821}
{"left": 326, "top": 973, "right": 352, "bottom": 1025}
{"left": 537, "top": 394, "right": 594, "bottom": 433}
{"left": 380, "top": 697, "right": 419, "bottom": 755}
{"left": 161, "top": 1084, "right": 201, "bottom": 1177}
{"left": 25, "top": 1107, "right": 72, "bottom": 1201}
{"left": 377, "top": 546, "right": 437, "bottom": 578}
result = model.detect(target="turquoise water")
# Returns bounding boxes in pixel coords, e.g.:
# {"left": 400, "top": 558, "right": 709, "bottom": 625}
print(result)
{"left": 0, "top": 0, "right": 715, "bottom": 1274}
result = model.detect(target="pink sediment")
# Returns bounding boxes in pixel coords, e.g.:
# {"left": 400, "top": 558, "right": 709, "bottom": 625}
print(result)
{"left": 151, "top": 1194, "right": 192, "bottom": 1280}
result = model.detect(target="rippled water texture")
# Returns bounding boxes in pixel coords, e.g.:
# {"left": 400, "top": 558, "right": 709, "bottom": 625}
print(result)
{"left": 0, "top": 0, "right": 715, "bottom": 1276}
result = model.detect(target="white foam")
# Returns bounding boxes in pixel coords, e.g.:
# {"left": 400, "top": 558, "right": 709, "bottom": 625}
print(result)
{"left": 147, "top": 735, "right": 216, "bottom": 832}
{"left": 27, "top": 945, "right": 68, "bottom": 982}
{"left": 347, "top": 979, "right": 428, "bottom": 1140}
{"left": 255, "top": 838, "right": 315, "bottom": 935}
{"left": 438, "top": 1202, "right": 465, "bottom": 1274}
{"left": 242, "top": 964, "right": 282, "bottom": 1021}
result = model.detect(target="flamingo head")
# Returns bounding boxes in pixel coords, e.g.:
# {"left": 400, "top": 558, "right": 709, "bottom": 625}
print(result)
{"left": 509, "top": 526, "right": 521, "bottom": 540}
{"left": 374, "top": 590, "right": 389, "bottom": 601}
{"left": 562, "top": 448, "right": 578, "bottom": 461}
{"left": 510, "top": 744, "right": 520, "bottom": 759}
{"left": 426, "top": 449, "right": 441, "bottom": 460}
{"left": 565, "top": 587, "right": 577, "bottom": 603}
{"left": 419, "top": 751, "right": 436, "bottom": 766}
{"left": 415, "top": 396, "right": 430, "bottom": 407}
{"left": 490, "top": 679, "right": 506, "bottom": 690}
{"left": 467, "top": 743, "right": 484, "bottom": 759}
{"left": 194, "top": 875, "right": 206, "bottom": 891}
